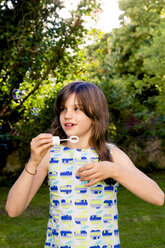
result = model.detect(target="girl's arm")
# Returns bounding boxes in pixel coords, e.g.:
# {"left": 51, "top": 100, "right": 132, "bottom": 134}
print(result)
{"left": 5, "top": 133, "right": 52, "bottom": 217}
{"left": 110, "top": 147, "right": 164, "bottom": 206}
{"left": 77, "top": 147, "right": 164, "bottom": 206}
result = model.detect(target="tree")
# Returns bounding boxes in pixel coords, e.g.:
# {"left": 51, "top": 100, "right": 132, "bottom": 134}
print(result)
{"left": 110, "top": 0, "right": 165, "bottom": 77}
{"left": 0, "top": 0, "right": 100, "bottom": 131}
{"left": 0, "top": 0, "right": 101, "bottom": 170}
{"left": 112, "top": 0, "right": 165, "bottom": 136}
{"left": 73, "top": 0, "right": 165, "bottom": 144}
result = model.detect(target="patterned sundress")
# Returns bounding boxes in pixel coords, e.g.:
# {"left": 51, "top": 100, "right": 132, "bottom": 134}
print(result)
{"left": 45, "top": 144, "right": 120, "bottom": 248}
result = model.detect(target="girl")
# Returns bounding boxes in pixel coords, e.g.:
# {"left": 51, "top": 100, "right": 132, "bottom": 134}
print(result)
{"left": 6, "top": 81, "right": 164, "bottom": 248}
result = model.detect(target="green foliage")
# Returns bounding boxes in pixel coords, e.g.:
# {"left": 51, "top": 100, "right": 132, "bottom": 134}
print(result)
{"left": 1, "top": 0, "right": 165, "bottom": 167}
{"left": 112, "top": 0, "right": 165, "bottom": 140}
{"left": 139, "top": 21, "right": 165, "bottom": 78}
{"left": 0, "top": 131, "right": 14, "bottom": 171}
{"left": 16, "top": 84, "right": 62, "bottom": 165}
{"left": 0, "top": 0, "right": 101, "bottom": 166}
{"left": 111, "top": 0, "right": 165, "bottom": 76}
{"left": 0, "top": 0, "right": 100, "bottom": 129}
{"left": 74, "top": 0, "right": 165, "bottom": 145}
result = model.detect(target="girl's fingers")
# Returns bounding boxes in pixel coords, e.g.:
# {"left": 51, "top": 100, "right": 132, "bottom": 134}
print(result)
{"left": 31, "top": 135, "right": 53, "bottom": 149}
{"left": 37, "top": 133, "right": 52, "bottom": 139}
{"left": 80, "top": 173, "right": 97, "bottom": 182}
{"left": 37, "top": 142, "right": 53, "bottom": 152}
{"left": 77, "top": 168, "right": 95, "bottom": 178}
{"left": 35, "top": 138, "right": 52, "bottom": 147}
{"left": 31, "top": 133, "right": 52, "bottom": 144}
{"left": 30, "top": 134, "right": 53, "bottom": 164}
{"left": 78, "top": 161, "right": 112, "bottom": 186}
{"left": 30, "top": 142, "right": 52, "bottom": 164}
{"left": 78, "top": 163, "right": 94, "bottom": 173}
{"left": 85, "top": 178, "right": 100, "bottom": 187}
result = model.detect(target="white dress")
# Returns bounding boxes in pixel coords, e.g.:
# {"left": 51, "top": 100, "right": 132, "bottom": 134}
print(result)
{"left": 45, "top": 144, "right": 120, "bottom": 248}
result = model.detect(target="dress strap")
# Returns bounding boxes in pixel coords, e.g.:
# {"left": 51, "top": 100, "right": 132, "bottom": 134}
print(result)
{"left": 107, "top": 143, "right": 116, "bottom": 156}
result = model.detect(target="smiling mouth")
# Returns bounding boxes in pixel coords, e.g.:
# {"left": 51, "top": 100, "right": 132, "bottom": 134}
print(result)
{"left": 64, "top": 123, "right": 77, "bottom": 127}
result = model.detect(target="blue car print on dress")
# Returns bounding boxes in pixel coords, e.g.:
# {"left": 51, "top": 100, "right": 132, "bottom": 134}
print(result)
{"left": 50, "top": 185, "right": 58, "bottom": 193}
{"left": 62, "top": 158, "right": 73, "bottom": 165}
{"left": 75, "top": 199, "right": 88, "bottom": 208}
{"left": 49, "top": 171, "right": 58, "bottom": 180}
{"left": 90, "top": 215, "right": 102, "bottom": 224}
{"left": 90, "top": 230, "right": 101, "bottom": 240}
{"left": 114, "top": 214, "right": 118, "bottom": 222}
{"left": 102, "top": 246, "right": 112, "bottom": 248}
{"left": 50, "top": 158, "right": 59, "bottom": 164}
{"left": 61, "top": 199, "right": 72, "bottom": 208}
{"left": 104, "top": 185, "right": 114, "bottom": 193}
{"left": 103, "top": 214, "right": 112, "bottom": 223}
{"left": 102, "top": 230, "right": 112, "bottom": 237}
{"left": 61, "top": 215, "right": 72, "bottom": 223}
{"left": 52, "top": 200, "right": 60, "bottom": 207}
{"left": 90, "top": 184, "right": 103, "bottom": 194}
{"left": 90, "top": 246, "right": 100, "bottom": 248}
{"left": 103, "top": 200, "right": 113, "bottom": 208}
{"left": 114, "top": 245, "right": 120, "bottom": 248}
{"left": 61, "top": 230, "right": 72, "bottom": 238}
{"left": 60, "top": 171, "right": 72, "bottom": 178}
{"left": 53, "top": 214, "right": 60, "bottom": 223}
{"left": 114, "top": 229, "right": 119, "bottom": 236}
{"left": 74, "top": 230, "right": 87, "bottom": 240}
{"left": 75, "top": 185, "right": 87, "bottom": 194}
{"left": 60, "top": 246, "right": 71, "bottom": 248}
{"left": 60, "top": 185, "right": 72, "bottom": 194}
{"left": 52, "top": 229, "right": 59, "bottom": 236}
{"left": 45, "top": 242, "right": 51, "bottom": 247}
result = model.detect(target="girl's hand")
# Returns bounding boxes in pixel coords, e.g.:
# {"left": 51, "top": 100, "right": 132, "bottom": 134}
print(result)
{"left": 29, "top": 133, "right": 53, "bottom": 167}
{"left": 77, "top": 161, "right": 115, "bottom": 187}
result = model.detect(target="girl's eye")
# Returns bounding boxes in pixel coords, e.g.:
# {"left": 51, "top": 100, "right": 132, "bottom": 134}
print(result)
{"left": 75, "top": 107, "right": 81, "bottom": 111}
{"left": 60, "top": 106, "right": 65, "bottom": 112}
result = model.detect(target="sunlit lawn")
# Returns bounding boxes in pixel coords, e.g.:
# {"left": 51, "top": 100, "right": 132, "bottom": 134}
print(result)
{"left": 0, "top": 173, "right": 165, "bottom": 248}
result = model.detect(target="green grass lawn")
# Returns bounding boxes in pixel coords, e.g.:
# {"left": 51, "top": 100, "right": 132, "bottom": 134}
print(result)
{"left": 0, "top": 173, "right": 165, "bottom": 248}
{"left": 118, "top": 173, "right": 165, "bottom": 248}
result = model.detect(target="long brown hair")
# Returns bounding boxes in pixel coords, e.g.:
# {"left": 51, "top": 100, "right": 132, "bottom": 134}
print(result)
{"left": 51, "top": 81, "right": 116, "bottom": 185}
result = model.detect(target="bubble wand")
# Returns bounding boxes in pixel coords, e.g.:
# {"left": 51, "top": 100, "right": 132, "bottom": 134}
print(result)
{"left": 52, "top": 136, "right": 79, "bottom": 146}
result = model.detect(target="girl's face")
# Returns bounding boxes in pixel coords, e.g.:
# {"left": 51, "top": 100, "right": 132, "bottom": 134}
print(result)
{"left": 59, "top": 93, "right": 92, "bottom": 146}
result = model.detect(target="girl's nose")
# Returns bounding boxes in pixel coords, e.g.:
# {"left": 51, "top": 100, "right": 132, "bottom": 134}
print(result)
{"left": 64, "top": 110, "right": 72, "bottom": 119}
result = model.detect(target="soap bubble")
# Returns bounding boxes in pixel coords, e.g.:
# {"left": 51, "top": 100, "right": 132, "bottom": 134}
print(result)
{"left": 12, "top": 89, "right": 23, "bottom": 99}
{"left": 30, "top": 107, "right": 40, "bottom": 116}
